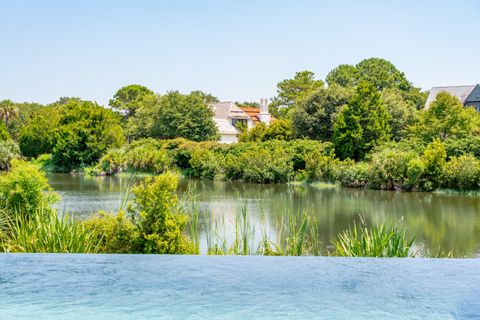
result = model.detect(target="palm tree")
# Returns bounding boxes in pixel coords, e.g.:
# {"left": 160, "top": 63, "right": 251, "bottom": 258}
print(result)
{"left": 0, "top": 100, "right": 18, "bottom": 126}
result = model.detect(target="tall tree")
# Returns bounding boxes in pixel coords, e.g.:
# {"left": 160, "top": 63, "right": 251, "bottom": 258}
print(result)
{"left": 270, "top": 71, "right": 324, "bottom": 118}
{"left": 292, "top": 85, "right": 353, "bottom": 141}
{"left": 412, "top": 92, "right": 479, "bottom": 142}
{"left": 131, "top": 91, "right": 219, "bottom": 142}
{"left": 333, "top": 83, "right": 391, "bottom": 160}
{"left": 326, "top": 64, "right": 358, "bottom": 88}
{"left": 355, "top": 58, "right": 411, "bottom": 91}
{"left": 190, "top": 90, "right": 219, "bottom": 104}
{"left": 381, "top": 89, "right": 418, "bottom": 141}
{"left": 109, "top": 84, "right": 155, "bottom": 117}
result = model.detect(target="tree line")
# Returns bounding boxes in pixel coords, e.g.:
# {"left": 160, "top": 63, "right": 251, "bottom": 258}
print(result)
{"left": 0, "top": 57, "right": 479, "bottom": 190}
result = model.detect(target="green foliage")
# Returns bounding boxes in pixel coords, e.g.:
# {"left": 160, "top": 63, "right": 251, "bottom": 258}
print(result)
{"left": 0, "top": 160, "right": 59, "bottom": 217}
{"left": 355, "top": 57, "right": 411, "bottom": 91}
{"left": 189, "top": 147, "right": 222, "bottom": 179}
{"left": 6, "top": 102, "right": 44, "bottom": 140}
{"left": 292, "top": 85, "right": 353, "bottom": 140}
{"left": 19, "top": 106, "right": 62, "bottom": 158}
{"left": 51, "top": 100, "right": 125, "bottom": 171}
{"left": 83, "top": 210, "right": 135, "bottom": 253}
{"left": 412, "top": 92, "right": 478, "bottom": 142}
{"left": 367, "top": 145, "right": 417, "bottom": 190}
{"left": 325, "top": 64, "right": 358, "bottom": 88}
{"left": 406, "top": 140, "right": 446, "bottom": 191}
{"left": 442, "top": 154, "right": 480, "bottom": 190}
{"left": 332, "top": 218, "right": 415, "bottom": 257}
{"left": 270, "top": 71, "right": 324, "bottom": 118}
{"left": 0, "top": 140, "right": 21, "bottom": 170}
{"left": 109, "top": 84, "right": 155, "bottom": 117}
{"left": 19, "top": 100, "right": 125, "bottom": 171}
{"left": 382, "top": 89, "right": 418, "bottom": 141}
{"left": 0, "top": 122, "right": 11, "bottom": 141}
{"left": 333, "top": 83, "right": 391, "bottom": 160}
{"left": 0, "top": 99, "right": 18, "bottom": 126}
{"left": 240, "top": 120, "right": 294, "bottom": 142}
{"left": 128, "top": 173, "right": 196, "bottom": 254}
{"left": 130, "top": 91, "right": 219, "bottom": 142}
{"left": 238, "top": 123, "right": 267, "bottom": 142}
{"left": 443, "top": 136, "right": 480, "bottom": 159}
{"left": 95, "top": 138, "right": 170, "bottom": 175}
{"left": 334, "top": 161, "right": 370, "bottom": 188}
{"left": 225, "top": 145, "right": 294, "bottom": 183}
{"left": 1, "top": 209, "right": 99, "bottom": 253}
{"left": 298, "top": 148, "right": 337, "bottom": 182}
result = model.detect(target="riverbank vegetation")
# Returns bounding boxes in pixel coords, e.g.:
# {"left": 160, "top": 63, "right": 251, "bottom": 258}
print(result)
{"left": 0, "top": 163, "right": 451, "bottom": 257}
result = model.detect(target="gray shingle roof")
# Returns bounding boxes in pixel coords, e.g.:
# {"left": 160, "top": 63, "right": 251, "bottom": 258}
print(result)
{"left": 425, "top": 85, "right": 476, "bottom": 108}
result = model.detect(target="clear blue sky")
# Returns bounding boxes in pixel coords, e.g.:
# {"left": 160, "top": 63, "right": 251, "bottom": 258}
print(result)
{"left": 1, "top": 0, "right": 479, "bottom": 105}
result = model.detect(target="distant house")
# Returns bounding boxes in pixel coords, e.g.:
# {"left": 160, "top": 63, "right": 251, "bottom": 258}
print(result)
{"left": 425, "top": 85, "right": 480, "bottom": 111}
{"left": 209, "top": 99, "right": 271, "bottom": 143}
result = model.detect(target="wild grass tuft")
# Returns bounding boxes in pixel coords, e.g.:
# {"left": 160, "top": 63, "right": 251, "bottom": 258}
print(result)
{"left": 331, "top": 216, "right": 414, "bottom": 257}
{"left": 1, "top": 208, "right": 99, "bottom": 253}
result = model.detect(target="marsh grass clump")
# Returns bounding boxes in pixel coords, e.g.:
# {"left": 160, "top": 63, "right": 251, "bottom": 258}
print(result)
{"left": 331, "top": 217, "right": 415, "bottom": 257}
{"left": 1, "top": 209, "right": 99, "bottom": 253}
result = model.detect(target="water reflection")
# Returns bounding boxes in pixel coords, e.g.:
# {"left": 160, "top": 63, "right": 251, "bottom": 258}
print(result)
{"left": 48, "top": 173, "right": 480, "bottom": 257}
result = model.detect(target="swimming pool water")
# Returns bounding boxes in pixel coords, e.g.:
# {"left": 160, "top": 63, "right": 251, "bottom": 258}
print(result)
{"left": 1, "top": 254, "right": 479, "bottom": 319}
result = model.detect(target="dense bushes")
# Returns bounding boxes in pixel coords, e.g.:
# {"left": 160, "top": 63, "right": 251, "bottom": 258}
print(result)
{"left": 94, "top": 137, "right": 480, "bottom": 191}
{"left": 0, "top": 140, "right": 21, "bottom": 170}
{"left": 19, "top": 99, "right": 125, "bottom": 171}
{"left": 443, "top": 154, "right": 480, "bottom": 190}
{"left": 95, "top": 138, "right": 334, "bottom": 184}
{"left": 84, "top": 173, "right": 196, "bottom": 254}
{"left": 0, "top": 160, "right": 59, "bottom": 216}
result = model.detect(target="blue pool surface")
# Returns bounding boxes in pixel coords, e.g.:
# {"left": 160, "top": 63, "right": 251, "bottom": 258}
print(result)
{"left": 0, "top": 254, "right": 479, "bottom": 319}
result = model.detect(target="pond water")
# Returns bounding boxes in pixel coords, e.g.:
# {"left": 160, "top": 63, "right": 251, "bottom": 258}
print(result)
{"left": 48, "top": 173, "right": 480, "bottom": 257}
{"left": 1, "top": 254, "right": 479, "bottom": 319}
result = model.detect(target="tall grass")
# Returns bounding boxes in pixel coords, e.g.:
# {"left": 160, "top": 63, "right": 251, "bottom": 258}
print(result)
{"left": 331, "top": 217, "right": 415, "bottom": 257}
{"left": 1, "top": 209, "right": 99, "bottom": 253}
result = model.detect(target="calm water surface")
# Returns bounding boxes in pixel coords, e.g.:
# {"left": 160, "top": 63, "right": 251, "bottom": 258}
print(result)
{"left": 1, "top": 254, "right": 479, "bottom": 319}
{"left": 48, "top": 173, "right": 480, "bottom": 257}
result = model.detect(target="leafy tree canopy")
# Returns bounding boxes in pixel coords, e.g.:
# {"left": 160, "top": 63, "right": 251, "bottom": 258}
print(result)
{"left": 130, "top": 91, "right": 219, "bottom": 142}
{"left": 270, "top": 71, "right": 324, "bottom": 118}
{"left": 109, "top": 84, "right": 155, "bottom": 117}
{"left": 411, "top": 92, "right": 479, "bottom": 143}
{"left": 333, "top": 83, "right": 392, "bottom": 160}
{"left": 292, "top": 85, "right": 353, "bottom": 141}
{"left": 19, "top": 100, "right": 125, "bottom": 171}
{"left": 326, "top": 64, "right": 358, "bottom": 88}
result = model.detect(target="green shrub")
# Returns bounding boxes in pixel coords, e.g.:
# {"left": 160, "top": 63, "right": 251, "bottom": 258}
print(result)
{"left": 444, "top": 136, "right": 480, "bottom": 159}
{"left": 188, "top": 147, "right": 222, "bottom": 179}
{"left": 442, "top": 154, "right": 480, "bottom": 190}
{"left": 299, "top": 148, "right": 337, "bottom": 182}
{"left": 334, "top": 161, "right": 370, "bottom": 188}
{"left": 0, "top": 140, "right": 21, "bottom": 170}
{"left": 97, "top": 148, "right": 125, "bottom": 175}
{"left": 225, "top": 145, "right": 294, "bottom": 183}
{"left": 128, "top": 172, "right": 196, "bottom": 254}
{"left": 0, "top": 122, "right": 11, "bottom": 141}
{"left": 332, "top": 218, "right": 415, "bottom": 257}
{"left": 83, "top": 210, "right": 135, "bottom": 253}
{"left": 406, "top": 140, "right": 446, "bottom": 191}
{"left": 368, "top": 146, "right": 416, "bottom": 190}
{"left": 0, "top": 160, "right": 59, "bottom": 217}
